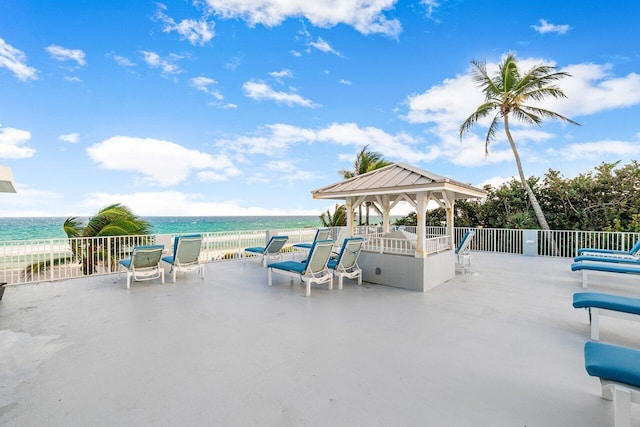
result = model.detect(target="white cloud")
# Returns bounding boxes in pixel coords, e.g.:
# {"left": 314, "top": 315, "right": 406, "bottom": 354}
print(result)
{"left": 476, "top": 176, "right": 514, "bottom": 189}
{"left": 243, "top": 81, "right": 319, "bottom": 107}
{"left": 216, "top": 122, "right": 438, "bottom": 164}
{"left": 58, "top": 133, "right": 80, "bottom": 143}
{"left": 270, "top": 69, "right": 292, "bottom": 79}
{"left": 86, "top": 136, "right": 239, "bottom": 186}
{"left": 141, "top": 51, "right": 184, "bottom": 76}
{"left": 0, "top": 127, "right": 36, "bottom": 159}
{"left": 203, "top": 0, "right": 402, "bottom": 37}
{"left": 0, "top": 186, "right": 66, "bottom": 216}
{"left": 45, "top": 45, "right": 87, "bottom": 67}
{"left": 339, "top": 79, "right": 352, "bottom": 85}
{"left": 421, "top": 0, "right": 440, "bottom": 19}
{"left": 402, "top": 55, "right": 640, "bottom": 167}
{"left": 191, "top": 76, "right": 224, "bottom": 100}
{"left": 77, "top": 191, "right": 319, "bottom": 216}
{"left": 308, "top": 37, "right": 342, "bottom": 56}
{"left": 545, "top": 64, "right": 640, "bottom": 116}
{"left": 64, "top": 76, "right": 82, "bottom": 83}
{"left": 532, "top": 19, "right": 570, "bottom": 35}
{"left": 154, "top": 9, "right": 215, "bottom": 45}
{"left": 110, "top": 53, "right": 135, "bottom": 67}
{"left": 550, "top": 140, "right": 640, "bottom": 161}
{"left": 0, "top": 38, "right": 38, "bottom": 81}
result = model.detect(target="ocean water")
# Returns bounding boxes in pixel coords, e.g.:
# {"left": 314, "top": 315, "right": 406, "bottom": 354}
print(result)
{"left": 0, "top": 216, "right": 323, "bottom": 241}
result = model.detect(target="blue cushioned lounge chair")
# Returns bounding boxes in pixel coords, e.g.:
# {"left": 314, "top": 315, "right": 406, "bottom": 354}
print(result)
{"left": 268, "top": 239, "right": 334, "bottom": 297}
{"left": 244, "top": 235, "right": 289, "bottom": 267}
{"left": 571, "top": 262, "right": 640, "bottom": 288}
{"left": 328, "top": 236, "right": 364, "bottom": 289}
{"left": 162, "top": 234, "right": 204, "bottom": 283}
{"left": 584, "top": 341, "right": 640, "bottom": 427}
{"left": 293, "top": 228, "right": 331, "bottom": 252}
{"left": 119, "top": 245, "right": 165, "bottom": 289}
{"left": 573, "top": 292, "right": 640, "bottom": 340}
{"left": 578, "top": 239, "right": 640, "bottom": 258}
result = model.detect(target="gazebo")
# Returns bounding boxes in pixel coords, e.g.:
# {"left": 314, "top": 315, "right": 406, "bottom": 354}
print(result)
{"left": 0, "top": 165, "right": 17, "bottom": 193}
{"left": 311, "top": 162, "right": 486, "bottom": 291}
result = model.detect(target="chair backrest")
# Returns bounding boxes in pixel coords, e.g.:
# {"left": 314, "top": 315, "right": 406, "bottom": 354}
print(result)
{"left": 265, "top": 235, "right": 288, "bottom": 255}
{"left": 455, "top": 230, "right": 476, "bottom": 254}
{"left": 131, "top": 245, "right": 164, "bottom": 269}
{"left": 174, "top": 235, "right": 203, "bottom": 264}
{"left": 630, "top": 239, "right": 640, "bottom": 256}
{"left": 304, "top": 240, "right": 334, "bottom": 274}
{"left": 315, "top": 228, "right": 331, "bottom": 242}
{"left": 333, "top": 227, "right": 349, "bottom": 248}
{"left": 334, "top": 237, "right": 365, "bottom": 270}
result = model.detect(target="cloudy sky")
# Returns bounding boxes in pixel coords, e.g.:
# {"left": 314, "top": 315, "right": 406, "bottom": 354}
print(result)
{"left": 1, "top": 0, "right": 639, "bottom": 217}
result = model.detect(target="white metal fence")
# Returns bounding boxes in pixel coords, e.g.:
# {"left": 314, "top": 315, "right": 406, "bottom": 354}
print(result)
{"left": 2, "top": 226, "right": 639, "bottom": 286}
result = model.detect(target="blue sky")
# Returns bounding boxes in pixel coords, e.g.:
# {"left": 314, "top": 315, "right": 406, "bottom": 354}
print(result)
{"left": 1, "top": 0, "right": 639, "bottom": 217}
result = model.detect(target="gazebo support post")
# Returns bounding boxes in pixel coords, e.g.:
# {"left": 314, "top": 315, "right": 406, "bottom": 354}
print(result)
{"left": 443, "top": 190, "right": 456, "bottom": 249}
{"left": 415, "top": 192, "right": 427, "bottom": 258}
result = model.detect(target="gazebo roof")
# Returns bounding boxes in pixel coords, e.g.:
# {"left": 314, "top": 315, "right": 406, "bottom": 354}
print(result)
{"left": 0, "top": 165, "right": 17, "bottom": 193}
{"left": 311, "top": 162, "right": 486, "bottom": 202}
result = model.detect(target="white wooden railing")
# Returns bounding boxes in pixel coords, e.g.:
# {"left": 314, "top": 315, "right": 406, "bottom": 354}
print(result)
{"left": 2, "top": 226, "right": 639, "bottom": 286}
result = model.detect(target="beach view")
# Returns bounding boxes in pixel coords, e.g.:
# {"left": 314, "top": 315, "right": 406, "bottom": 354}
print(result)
{"left": 2, "top": 1, "right": 640, "bottom": 426}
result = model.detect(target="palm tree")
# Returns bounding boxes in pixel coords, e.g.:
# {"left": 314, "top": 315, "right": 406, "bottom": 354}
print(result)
{"left": 319, "top": 204, "right": 347, "bottom": 227}
{"left": 64, "top": 203, "right": 151, "bottom": 275}
{"left": 459, "top": 53, "right": 580, "bottom": 230}
{"left": 339, "top": 145, "right": 392, "bottom": 225}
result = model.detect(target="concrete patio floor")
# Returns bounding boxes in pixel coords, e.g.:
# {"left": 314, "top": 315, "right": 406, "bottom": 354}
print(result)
{"left": 2, "top": 252, "right": 640, "bottom": 426}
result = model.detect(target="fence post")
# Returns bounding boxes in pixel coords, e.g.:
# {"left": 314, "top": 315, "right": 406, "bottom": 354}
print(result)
{"left": 522, "top": 229, "right": 538, "bottom": 256}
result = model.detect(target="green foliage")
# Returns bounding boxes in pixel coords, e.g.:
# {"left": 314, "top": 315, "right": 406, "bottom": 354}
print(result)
{"left": 320, "top": 204, "right": 347, "bottom": 227}
{"left": 393, "top": 161, "right": 640, "bottom": 232}
{"left": 62, "top": 203, "right": 150, "bottom": 275}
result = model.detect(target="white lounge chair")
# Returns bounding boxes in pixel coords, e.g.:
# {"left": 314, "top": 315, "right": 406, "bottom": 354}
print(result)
{"left": 328, "top": 236, "right": 364, "bottom": 289}
{"left": 118, "top": 245, "right": 165, "bottom": 289}
{"left": 293, "top": 228, "right": 331, "bottom": 257}
{"left": 162, "top": 234, "right": 204, "bottom": 283}
{"left": 455, "top": 230, "right": 476, "bottom": 266}
{"left": 244, "top": 235, "right": 289, "bottom": 267}
{"left": 578, "top": 239, "right": 640, "bottom": 258}
{"left": 268, "top": 240, "right": 334, "bottom": 297}
{"left": 573, "top": 292, "right": 640, "bottom": 340}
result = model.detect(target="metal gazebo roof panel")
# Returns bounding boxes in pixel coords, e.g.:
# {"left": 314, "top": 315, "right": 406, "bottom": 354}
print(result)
{"left": 311, "top": 162, "right": 486, "bottom": 200}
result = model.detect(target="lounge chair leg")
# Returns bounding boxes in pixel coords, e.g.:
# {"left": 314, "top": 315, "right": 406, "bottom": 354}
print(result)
{"left": 160, "top": 269, "right": 165, "bottom": 284}
{"left": 268, "top": 268, "right": 273, "bottom": 286}
{"left": 591, "top": 308, "right": 600, "bottom": 341}
{"left": 200, "top": 265, "right": 205, "bottom": 280}
{"left": 613, "top": 386, "right": 632, "bottom": 427}
{"left": 306, "top": 280, "right": 311, "bottom": 297}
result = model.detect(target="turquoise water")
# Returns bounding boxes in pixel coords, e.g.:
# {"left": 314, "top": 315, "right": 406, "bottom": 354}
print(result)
{"left": 0, "top": 216, "right": 323, "bottom": 241}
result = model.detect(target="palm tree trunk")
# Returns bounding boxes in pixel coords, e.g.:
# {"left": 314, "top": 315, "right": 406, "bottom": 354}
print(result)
{"left": 365, "top": 203, "right": 370, "bottom": 225}
{"left": 504, "top": 117, "right": 559, "bottom": 255}
{"left": 503, "top": 117, "right": 550, "bottom": 231}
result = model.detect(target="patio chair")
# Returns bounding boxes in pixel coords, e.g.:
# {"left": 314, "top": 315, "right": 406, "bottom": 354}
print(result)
{"left": 455, "top": 230, "right": 476, "bottom": 266}
{"left": 268, "top": 240, "right": 334, "bottom": 297}
{"left": 332, "top": 227, "right": 349, "bottom": 254}
{"left": 244, "top": 235, "right": 289, "bottom": 267}
{"left": 573, "top": 292, "right": 640, "bottom": 340}
{"left": 577, "top": 239, "right": 640, "bottom": 258}
{"left": 118, "top": 244, "right": 165, "bottom": 289}
{"left": 328, "top": 236, "right": 364, "bottom": 289}
{"left": 162, "top": 234, "right": 204, "bottom": 283}
{"left": 584, "top": 341, "right": 640, "bottom": 427}
{"left": 293, "top": 228, "right": 331, "bottom": 254}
